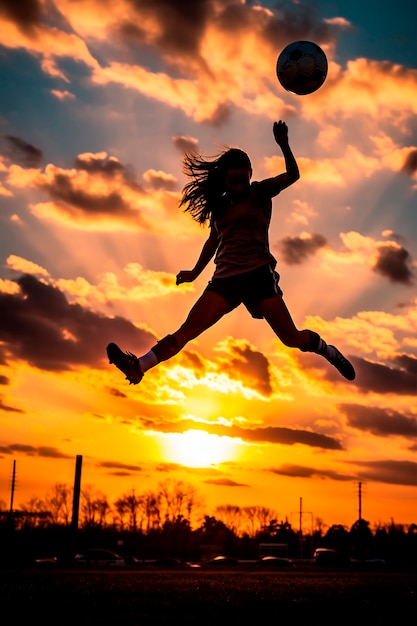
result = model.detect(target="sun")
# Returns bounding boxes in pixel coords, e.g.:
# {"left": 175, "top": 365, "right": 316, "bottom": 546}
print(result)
{"left": 162, "top": 429, "right": 240, "bottom": 468}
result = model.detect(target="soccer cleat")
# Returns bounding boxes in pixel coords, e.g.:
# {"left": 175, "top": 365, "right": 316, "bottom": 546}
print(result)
{"left": 326, "top": 345, "right": 355, "bottom": 381}
{"left": 106, "top": 342, "right": 143, "bottom": 385}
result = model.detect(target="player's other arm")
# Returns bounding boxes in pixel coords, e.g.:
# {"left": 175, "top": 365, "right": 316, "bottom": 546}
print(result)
{"left": 261, "top": 120, "right": 300, "bottom": 197}
{"left": 176, "top": 227, "right": 219, "bottom": 285}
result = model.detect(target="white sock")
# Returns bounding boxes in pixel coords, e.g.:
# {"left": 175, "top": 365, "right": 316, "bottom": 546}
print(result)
{"left": 317, "top": 339, "right": 336, "bottom": 360}
{"left": 317, "top": 338, "right": 326, "bottom": 353}
{"left": 323, "top": 344, "right": 336, "bottom": 360}
{"left": 138, "top": 350, "right": 159, "bottom": 373}
{"left": 327, "top": 345, "right": 337, "bottom": 359}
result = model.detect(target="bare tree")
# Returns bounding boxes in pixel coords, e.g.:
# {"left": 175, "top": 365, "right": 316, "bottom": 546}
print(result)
{"left": 113, "top": 490, "right": 142, "bottom": 532}
{"left": 80, "top": 485, "right": 110, "bottom": 528}
{"left": 242, "top": 506, "right": 258, "bottom": 536}
{"left": 19, "top": 496, "right": 51, "bottom": 528}
{"left": 158, "top": 479, "right": 200, "bottom": 524}
{"left": 44, "top": 483, "right": 72, "bottom": 525}
{"left": 114, "top": 496, "right": 129, "bottom": 531}
{"left": 242, "top": 505, "right": 278, "bottom": 537}
{"left": 215, "top": 504, "right": 242, "bottom": 534}
{"left": 141, "top": 490, "right": 161, "bottom": 532}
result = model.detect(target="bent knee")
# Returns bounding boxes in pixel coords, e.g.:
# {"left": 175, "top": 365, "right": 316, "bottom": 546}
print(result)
{"left": 281, "top": 329, "right": 314, "bottom": 351}
{"left": 280, "top": 334, "right": 301, "bottom": 349}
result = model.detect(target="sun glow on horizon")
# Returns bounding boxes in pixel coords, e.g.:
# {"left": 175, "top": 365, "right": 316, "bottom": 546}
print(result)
{"left": 161, "top": 429, "right": 241, "bottom": 468}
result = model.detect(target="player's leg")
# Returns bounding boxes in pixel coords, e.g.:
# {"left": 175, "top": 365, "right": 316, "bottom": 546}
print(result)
{"left": 151, "top": 289, "right": 233, "bottom": 361}
{"left": 107, "top": 290, "right": 232, "bottom": 384}
{"left": 257, "top": 295, "right": 355, "bottom": 380}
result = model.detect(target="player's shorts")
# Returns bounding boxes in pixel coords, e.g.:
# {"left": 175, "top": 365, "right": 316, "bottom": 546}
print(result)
{"left": 205, "top": 263, "right": 283, "bottom": 319}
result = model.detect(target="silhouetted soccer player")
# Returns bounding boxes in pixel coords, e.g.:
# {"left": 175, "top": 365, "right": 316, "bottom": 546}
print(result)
{"left": 107, "top": 121, "right": 355, "bottom": 385}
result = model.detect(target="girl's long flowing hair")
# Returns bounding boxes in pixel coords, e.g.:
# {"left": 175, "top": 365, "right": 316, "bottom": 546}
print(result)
{"left": 179, "top": 148, "right": 252, "bottom": 224}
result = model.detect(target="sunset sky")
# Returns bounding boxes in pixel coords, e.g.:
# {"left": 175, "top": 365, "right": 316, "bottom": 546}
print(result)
{"left": 0, "top": 0, "right": 416, "bottom": 530}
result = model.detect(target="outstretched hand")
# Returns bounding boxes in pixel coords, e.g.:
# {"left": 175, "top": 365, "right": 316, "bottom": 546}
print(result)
{"left": 273, "top": 120, "right": 289, "bottom": 146}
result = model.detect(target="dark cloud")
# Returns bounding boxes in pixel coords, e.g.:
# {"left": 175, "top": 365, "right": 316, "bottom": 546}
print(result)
{"left": 0, "top": 443, "right": 72, "bottom": 459}
{"left": 155, "top": 462, "right": 222, "bottom": 476}
{"left": 0, "top": 0, "right": 42, "bottom": 34}
{"left": 270, "top": 459, "right": 417, "bottom": 487}
{"left": 121, "top": 0, "right": 214, "bottom": 66}
{"left": 0, "top": 274, "right": 156, "bottom": 372}
{"left": 353, "top": 459, "right": 417, "bottom": 487}
{"left": 108, "top": 387, "right": 128, "bottom": 398}
{"left": 201, "top": 101, "right": 231, "bottom": 126}
{"left": 219, "top": 340, "right": 273, "bottom": 396}
{"left": 351, "top": 355, "right": 417, "bottom": 395}
{"left": 216, "top": 0, "right": 336, "bottom": 51}
{"left": 3, "top": 135, "right": 43, "bottom": 168}
{"left": 339, "top": 403, "right": 417, "bottom": 438}
{"left": 180, "top": 350, "right": 206, "bottom": 376}
{"left": 270, "top": 463, "right": 355, "bottom": 481}
{"left": 120, "top": 0, "right": 337, "bottom": 80}
{"left": 242, "top": 425, "right": 342, "bottom": 449}
{"left": 44, "top": 173, "right": 132, "bottom": 217}
{"left": 373, "top": 243, "right": 414, "bottom": 285}
{"left": 396, "top": 297, "right": 417, "bottom": 309}
{"left": 0, "top": 396, "right": 24, "bottom": 413}
{"left": 143, "top": 170, "right": 177, "bottom": 190}
{"left": 73, "top": 154, "right": 136, "bottom": 181}
{"left": 393, "top": 353, "right": 417, "bottom": 377}
{"left": 0, "top": 375, "right": 9, "bottom": 385}
{"left": 137, "top": 417, "right": 342, "bottom": 450}
{"left": 298, "top": 352, "right": 417, "bottom": 395}
{"left": 171, "top": 135, "right": 199, "bottom": 153}
{"left": 98, "top": 460, "right": 142, "bottom": 472}
{"left": 401, "top": 149, "right": 417, "bottom": 175}
{"left": 204, "top": 478, "right": 248, "bottom": 487}
{"left": 34, "top": 153, "right": 149, "bottom": 225}
{"left": 276, "top": 233, "right": 327, "bottom": 265}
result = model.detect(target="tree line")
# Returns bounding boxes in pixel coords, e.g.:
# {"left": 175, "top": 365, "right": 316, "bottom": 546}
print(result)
{"left": 1, "top": 479, "right": 416, "bottom": 568}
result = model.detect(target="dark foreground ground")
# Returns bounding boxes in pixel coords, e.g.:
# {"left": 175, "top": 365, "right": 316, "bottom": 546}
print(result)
{"left": 2, "top": 567, "right": 416, "bottom": 625}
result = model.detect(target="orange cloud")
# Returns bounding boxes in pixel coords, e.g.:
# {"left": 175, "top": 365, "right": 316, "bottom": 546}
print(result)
{"left": 304, "top": 307, "right": 417, "bottom": 360}
{"left": 50, "top": 89, "right": 75, "bottom": 101}
{"left": 6, "top": 255, "right": 50, "bottom": 277}
{"left": 143, "top": 169, "right": 178, "bottom": 190}
{"left": 3, "top": 0, "right": 416, "bottom": 135}
{"left": 0, "top": 14, "right": 99, "bottom": 78}
{"left": 298, "top": 59, "right": 417, "bottom": 122}
{"left": 5, "top": 154, "right": 198, "bottom": 235}
{"left": 64, "top": 263, "right": 194, "bottom": 305}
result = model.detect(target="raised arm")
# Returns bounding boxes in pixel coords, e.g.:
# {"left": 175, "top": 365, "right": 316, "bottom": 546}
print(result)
{"left": 261, "top": 120, "right": 300, "bottom": 197}
{"left": 176, "top": 226, "right": 219, "bottom": 285}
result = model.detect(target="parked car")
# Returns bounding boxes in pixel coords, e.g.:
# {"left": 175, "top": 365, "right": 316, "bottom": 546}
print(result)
{"left": 313, "top": 548, "right": 350, "bottom": 567}
{"left": 74, "top": 548, "right": 127, "bottom": 568}
{"left": 203, "top": 555, "right": 239, "bottom": 567}
{"left": 121, "top": 554, "right": 141, "bottom": 566}
{"left": 257, "top": 556, "right": 293, "bottom": 568}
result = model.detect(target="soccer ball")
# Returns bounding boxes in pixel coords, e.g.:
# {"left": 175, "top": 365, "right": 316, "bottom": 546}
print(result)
{"left": 276, "top": 41, "right": 328, "bottom": 95}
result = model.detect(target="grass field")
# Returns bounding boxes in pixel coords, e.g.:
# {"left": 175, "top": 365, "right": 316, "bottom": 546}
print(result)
{"left": 1, "top": 568, "right": 416, "bottom": 625}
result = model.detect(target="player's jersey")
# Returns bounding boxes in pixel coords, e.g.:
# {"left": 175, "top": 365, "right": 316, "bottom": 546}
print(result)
{"left": 211, "top": 180, "right": 277, "bottom": 279}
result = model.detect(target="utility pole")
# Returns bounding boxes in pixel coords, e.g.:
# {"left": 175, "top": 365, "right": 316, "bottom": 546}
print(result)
{"left": 9, "top": 459, "right": 16, "bottom": 516}
{"left": 356, "top": 481, "right": 366, "bottom": 521}
{"left": 71, "top": 455, "right": 82, "bottom": 531}
{"left": 69, "top": 455, "right": 83, "bottom": 560}
{"left": 291, "top": 497, "right": 314, "bottom": 558}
